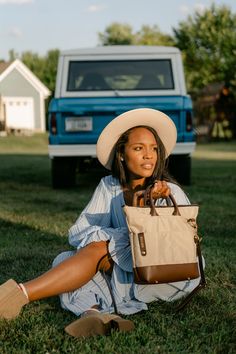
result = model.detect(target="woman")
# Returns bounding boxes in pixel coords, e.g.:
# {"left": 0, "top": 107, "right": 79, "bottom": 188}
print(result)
{"left": 0, "top": 108, "right": 201, "bottom": 338}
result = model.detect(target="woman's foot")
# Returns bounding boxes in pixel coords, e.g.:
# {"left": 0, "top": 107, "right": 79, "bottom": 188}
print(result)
{"left": 65, "top": 310, "right": 135, "bottom": 338}
{"left": 0, "top": 279, "right": 29, "bottom": 319}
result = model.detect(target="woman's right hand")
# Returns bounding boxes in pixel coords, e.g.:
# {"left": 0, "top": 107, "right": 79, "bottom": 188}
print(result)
{"left": 149, "top": 180, "right": 170, "bottom": 200}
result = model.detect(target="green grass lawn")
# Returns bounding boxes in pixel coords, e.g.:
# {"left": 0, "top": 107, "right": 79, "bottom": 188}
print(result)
{"left": 0, "top": 135, "right": 235, "bottom": 354}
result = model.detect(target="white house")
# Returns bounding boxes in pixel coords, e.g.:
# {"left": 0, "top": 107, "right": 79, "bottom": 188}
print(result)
{"left": 0, "top": 59, "right": 51, "bottom": 133}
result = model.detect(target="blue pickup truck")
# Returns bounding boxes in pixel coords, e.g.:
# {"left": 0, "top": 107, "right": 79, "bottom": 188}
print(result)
{"left": 48, "top": 46, "right": 196, "bottom": 188}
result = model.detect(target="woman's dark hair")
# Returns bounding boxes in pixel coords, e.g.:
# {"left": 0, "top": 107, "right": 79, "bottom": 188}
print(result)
{"left": 111, "top": 125, "right": 175, "bottom": 187}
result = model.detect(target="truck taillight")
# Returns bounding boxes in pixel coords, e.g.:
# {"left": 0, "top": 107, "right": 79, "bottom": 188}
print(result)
{"left": 50, "top": 113, "right": 57, "bottom": 135}
{"left": 186, "top": 111, "right": 193, "bottom": 132}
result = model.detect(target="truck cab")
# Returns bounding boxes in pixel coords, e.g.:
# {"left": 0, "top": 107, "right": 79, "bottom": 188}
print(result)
{"left": 48, "top": 46, "right": 195, "bottom": 188}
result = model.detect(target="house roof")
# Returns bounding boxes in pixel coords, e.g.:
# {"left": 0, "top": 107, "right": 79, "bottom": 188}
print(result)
{"left": 0, "top": 59, "right": 51, "bottom": 98}
{"left": 0, "top": 62, "right": 12, "bottom": 75}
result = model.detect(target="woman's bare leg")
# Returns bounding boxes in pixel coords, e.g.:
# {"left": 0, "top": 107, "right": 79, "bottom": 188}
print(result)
{"left": 23, "top": 241, "right": 108, "bottom": 302}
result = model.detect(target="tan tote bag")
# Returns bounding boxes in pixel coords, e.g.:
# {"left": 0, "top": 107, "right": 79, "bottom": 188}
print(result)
{"left": 123, "top": 186, "right": 206, "bottom": 309}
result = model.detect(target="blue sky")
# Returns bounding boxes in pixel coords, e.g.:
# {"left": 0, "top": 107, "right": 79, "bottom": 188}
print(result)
{"left": 0, "top": 0, "right": 235, "bottom": 60}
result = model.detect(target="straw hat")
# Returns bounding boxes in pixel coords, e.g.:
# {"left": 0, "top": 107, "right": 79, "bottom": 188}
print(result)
{"left": 96, "top": 108, "right": 177, "bottom": 170}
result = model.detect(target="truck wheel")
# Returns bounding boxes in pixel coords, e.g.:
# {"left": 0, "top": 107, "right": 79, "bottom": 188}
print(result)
{"left": 51, "top": 157, "right": 77, "bottom": 189}
{"left": 168, "top": 155, "right": 191, "bottom": 185}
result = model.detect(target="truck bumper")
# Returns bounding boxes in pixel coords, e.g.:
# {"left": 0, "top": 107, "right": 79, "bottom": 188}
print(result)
{"left": 48, "top": 142, "right": 196, "bottom": 158}
{"left": 172, "top": 142, "right": 196, "bottom": 155}
{"left": 48, "top": 144, "right": 97, "bottom": 158}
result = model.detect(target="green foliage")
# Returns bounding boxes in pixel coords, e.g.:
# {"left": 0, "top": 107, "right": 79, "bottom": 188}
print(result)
{"left": 21, "top": 51, "right": 45, "bottom": 82}
{"left": 8, "top": 49, "right": 19, "bottom": 61}
{"left": 135, "top": 25, "right": 174, "bottom": 46}
{"left": 98, "top": 23, "right": 134, "bottom": 45}
{"left": 20, "top": 49, "right": 60, "bottom": 93}
{"left": 43, "top": 50, "right": 60, "bottom": 94}
{"left": 0, "top": 135, "right": 235, "bottom": 353}
{"left": 173, "top": 4, "right": 236, "bottom": 92}
{"left": 99, "top": 23, "right": 174, "bottom": 46}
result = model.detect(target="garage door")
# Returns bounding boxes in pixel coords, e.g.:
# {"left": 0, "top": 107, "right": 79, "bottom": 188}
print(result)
{"left": 4, "top": 97, "right": 34, "bottom": 130}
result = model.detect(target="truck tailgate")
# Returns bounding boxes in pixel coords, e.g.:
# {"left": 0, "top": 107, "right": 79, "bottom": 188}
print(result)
{"left": 49, "top": 96, "right": 189, "bottom": 144}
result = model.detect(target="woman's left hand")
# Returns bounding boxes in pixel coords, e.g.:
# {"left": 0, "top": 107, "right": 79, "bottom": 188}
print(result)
{"left": 150, "top": 180, "right": 170, "bottom": 200}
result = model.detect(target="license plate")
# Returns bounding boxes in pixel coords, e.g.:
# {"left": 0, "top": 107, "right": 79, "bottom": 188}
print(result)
{"left": 65, "top": 117, "right": 93, "bottom": 132}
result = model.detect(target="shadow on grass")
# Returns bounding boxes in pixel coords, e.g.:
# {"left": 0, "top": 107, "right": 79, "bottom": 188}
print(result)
{"left": 0, "top": 154, "right": 51, "bottom": 188}
{"left": 0, "top": 154, "right": 108, "bottom": 190}
{"left": 0, "top": 217, "right": 71, "bottom": 282}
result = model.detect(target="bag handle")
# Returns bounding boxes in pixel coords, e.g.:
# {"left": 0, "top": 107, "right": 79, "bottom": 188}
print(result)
{"left": 149, "top": 190, "right": 180, "bottom": 216}
{"left": 132, "top": 190, "right": 145, "bottom": 207}
{"left": 132, "top": 186, "right": 180, "bottom": 216}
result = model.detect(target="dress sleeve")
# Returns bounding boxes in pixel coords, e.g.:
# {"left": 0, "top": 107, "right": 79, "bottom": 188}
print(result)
{"left": 68, "top": 178, "right": 128, "bottom": 251}
{"left": 169, "top": 183, "right": 190, "bottom": 205}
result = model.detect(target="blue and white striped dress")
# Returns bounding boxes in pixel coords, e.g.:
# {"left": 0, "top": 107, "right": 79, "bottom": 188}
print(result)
{"left": 53, "top": 175, "right": 203, "bottom": 316}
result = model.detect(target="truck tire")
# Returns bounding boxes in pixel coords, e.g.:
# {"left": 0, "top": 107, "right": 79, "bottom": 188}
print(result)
{"left": 168, "top": 155, "right": 191, "bottom": 185}
{"left": 51, "top": 157, "right": 77, "bottom": 189}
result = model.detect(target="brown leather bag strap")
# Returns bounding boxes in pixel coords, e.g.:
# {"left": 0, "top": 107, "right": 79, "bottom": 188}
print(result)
{"left": 132, "top": 190, "right": 145, "bottom": 207}
{"left": 96, "top": 242, "right": 119, "bottom": 315}
{"left": 196, "top": 237, "right": 207, "bottom": 287}
{"left": 101, "top": 270, "right": 119, "bottom": 315}
{"left": 175, "top": 238, "right": 207, "bottom": 312}
{"left": 149, "top": 191, "right": 181, "bottom": 216}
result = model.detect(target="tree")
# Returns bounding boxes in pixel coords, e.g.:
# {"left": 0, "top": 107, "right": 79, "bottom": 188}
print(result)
{"left": 135, "top": 25, "right": 174, "bottom": 46}
{"left": 42, "top": 49, "right": 60, "bottom": 93}
{"left": 21, "top": 51, "right": 45, "bottom": 82}
{"left": 173, "top": 4, "right": 236, "bottom": 92}
{"left": 20, "top": 49, "right": 59, "bottom": 92}
{"left": 98, "top": 23, "right": 134, "bottom": 45}
{"left": 8, "top": 49, "right": 19, "bottom": 61}
{"left": 99, "top": 23, "right": 174, "bottom": 46}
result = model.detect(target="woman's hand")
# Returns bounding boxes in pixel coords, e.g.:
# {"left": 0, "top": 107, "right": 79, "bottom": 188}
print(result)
{"left": 149, "top": 180, "right": 170, "bottom": 200}
{"left": 125, "top": 181, "right": 171, "bottom": 206}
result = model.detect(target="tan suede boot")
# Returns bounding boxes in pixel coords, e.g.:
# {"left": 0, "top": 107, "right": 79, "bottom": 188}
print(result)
{"left": 0, "top": 279, "right": 29, "bottom": 320}
{"left": 65, "top": 310, "right": 134, "bottom": 338}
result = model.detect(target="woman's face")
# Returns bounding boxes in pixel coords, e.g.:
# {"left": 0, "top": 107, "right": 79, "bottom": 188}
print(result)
{"left": 123, "top": 127, "right": 158, "bottom": 186}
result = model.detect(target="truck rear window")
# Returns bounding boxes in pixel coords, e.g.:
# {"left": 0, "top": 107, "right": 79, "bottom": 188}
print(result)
{"left": 67, "top": 60, "right": 174, "bottom": 91}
